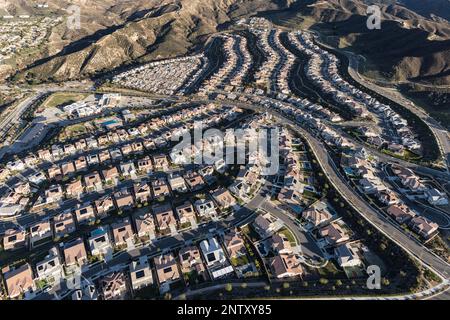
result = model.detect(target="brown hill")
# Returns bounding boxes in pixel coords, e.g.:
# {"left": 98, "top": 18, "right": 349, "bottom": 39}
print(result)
{"left": 13, "top": 0, "right": 294, "bottom": 83}
{"left": 264, "top": 0, "right": 450, "bottom": 85}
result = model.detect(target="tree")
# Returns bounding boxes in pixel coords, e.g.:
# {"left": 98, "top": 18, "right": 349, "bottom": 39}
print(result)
{"left": 241, "top": 283, "right": 248, "bottom": 289}
{"left": 335, "top": 280, "right": 343, "bottom": 286}
{"left": 282, "top": 282, "right": 290, "bottom": 289}
{"left": 225, "top": 283, "right": 233, "bottom": 292}
{"left": 319, "top": 278, "right": 329, "bottom": 285}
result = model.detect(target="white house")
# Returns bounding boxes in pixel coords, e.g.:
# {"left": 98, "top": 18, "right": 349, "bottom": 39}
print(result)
{"left": 88, "top": 227, "right": 112, "bottom": 258}
{"left": 425, "top": 188, "right": 448, "bottom": 206}
{"left": 199, "top": 237, "right": 227, "bottom": 267}
{"left": 334, "top": 243, "right": 362, "bottom": 268}
{"left": 129, "top": 256, "right": 153, "bottom": 291}
{"left": 35, "top": 247, "right": 63, "bottom": 283}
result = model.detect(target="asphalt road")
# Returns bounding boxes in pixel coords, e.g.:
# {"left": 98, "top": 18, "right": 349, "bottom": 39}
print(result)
{"left": 37, "top": 190, "right": 266, "bottom": 299}
{"left": 343, "top": 49, "right": 450, "bottom": 173}
{"left": 233, "top": 102, "right": 450, "bottom": 280}
{"left": 259, "top": 200, "right": 323, "bottom": 262}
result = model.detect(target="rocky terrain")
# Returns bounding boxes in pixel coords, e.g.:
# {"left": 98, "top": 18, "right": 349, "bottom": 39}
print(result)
{"left": 5, "top": 0, "right": 294, "bottom": 83}
{"left": 3, "top": 0, "right": 449, "bottom": 87}
{"left": 260, "top": 0, "right": 450, "bottom": 86}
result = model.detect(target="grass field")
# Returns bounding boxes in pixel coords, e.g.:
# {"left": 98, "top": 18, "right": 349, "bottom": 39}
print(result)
{"left": 279, "top": 228, "right": 297, "bottom": 246}
{"left": 42, "top": 92, "right": 88, "bottom": 109}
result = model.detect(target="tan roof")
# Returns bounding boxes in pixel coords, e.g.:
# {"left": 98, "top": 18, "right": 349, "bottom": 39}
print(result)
{"left": 134, "top": 182, "right": 151, "bottom": 201}
{"left": 254, "top": 213, "right": 274, "bottom": 231}
{"left": 271, "top": 233, "right": 292, "bottom": 254}
{"left": 102, "top": 166, "right": 119, "bottom": 180}
{"left": 114, "top": 189, "right": 134, "bottom": 208}
{"left": 224, "top": 230, "right": 246, "bottom": 258}
{"left": 84, "top": 172, "right": 102, "bottom": 187}
{"left": 4, "top": 264, "right": 35, "bottom": 298}
{"left": 151, "top": 179, "right": 170, "bottom": 197}
{"left": 176, "top": 201, "right": 196, "bottom": 222}
{"left": 154, "top": 253, "right": 180, "bottom": 284}
{"left": 153, "top": 154, "right": 169, "bottom": 168}
{"left": 47, "top": 165, "right": 62, "bottom": 178}
{"left": 410, "top": 216, "right": 439, "bottom": 237}
{"left": 74, "top": 156, "right": 87, "bottom": 170}
{"left": 64, "top": 238, "right": 88, "bottom": 266}
{"left": 184, "top": 172, "right": 205, "bottom": 189}
{"left": 3, "top": 228, "right": 26, "bottom": 250}
{"left": 134, "top": 212, "right": 155, "bottom": 236}
{"left": 319, "top": 223, "right": 349, "bottom": 245}
{"left": 387, "top": 204, "right": 416, "bottom": 223}
{"left": 61, "top": 162, "right": 76, "bottom": 175}
{"left": 66, "top": 179, "right": 83, "bottom": 195}
{"left": 178, "top": 246, "right": 205, "bottom": 274}
{"left": 111, "top": 218, "right": 134, "bottom": 245}
{"left": 30, "top": 220, "right": 51, "bottom": 235}
{"left": 153, "top": 204, "right": 176, "bottom": 230}
{"left": 95, "top": 195, "right": 115, "bottom": 215}
{"left": 302, "top": 208, "right": 332, "bottom": 226}
{"left": 100, "top": 271, "right": 127, "bottom": 300}
{"left": 54, "top": 212, "right": 76, "bottom": 235}
{"left": 270, "top": 254, "right": 303, "bottom": 278}
{"left": 137, "top": 157, "right": 153, "bottom": 172}
{"left": 212, "top": 188, "right": 236, "bottom": 208}
{"left": 75, "top": 203, "right": 96, "bottom": 223}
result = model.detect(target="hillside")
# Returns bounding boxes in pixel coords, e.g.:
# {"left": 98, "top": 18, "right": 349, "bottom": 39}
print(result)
{"left": 11, "top": 0, "right": 294, "bottom": 83}
{"left": 6, "top": 0, "right": 450, "bottom": 86}
{"left": 262, "top": 0, "right": 450, "bottom": 85}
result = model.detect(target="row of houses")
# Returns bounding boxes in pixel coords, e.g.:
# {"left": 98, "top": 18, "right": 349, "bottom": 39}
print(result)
{"left": 390, "top": 164, "right": 448, "bottom": 206}
{"left": 2, "top": 172, "right": 240, "bottom": 250}
{"left": 251, "top": 29, "right": 289, "bottom": 92}
{"left": 0, "top": 105, "right": 243, "bottom": 216}
{"left": 112, "top": 55, "right": 208, "bottom": 95}
{"left": 0, "top": 103, "right": 223, "bottom": 178}
{"left": 201, "top": 35, "right": 252, "bottom": 91}
{"left": 0, "top": 17, "right": 62, "bottom": 62}
{"left": 0, "top": 228, "right": 252, "bottom": 300}
{"left": 341, "top": 149, "right": 440, "bottom": 240}
{"left": 276, "top": 129, "right": 316, "bottom": 214}
{"left": 290, "top": 31, "right": 422, "bottom": 153}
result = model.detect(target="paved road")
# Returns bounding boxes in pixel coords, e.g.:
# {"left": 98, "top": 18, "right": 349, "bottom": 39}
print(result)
{"left": 36, "top": 190, "right": 266, "bottom": 299}
{"left": 0, "top": 93, "right": 45, "bottom": 141}
{"left": 329, "top": 121, "right": 450, "bottom": 180}
{"left": 259, "top": 200, "right": 323, "bottom": 262}
{"left": 232, "top": 102, "right": 450, "bottom": 280}
{"left": 308, "top": 32, "right": 450, "bottom": 173}
{"left": 342, "top": 48, "right": 450, "bottom": 173}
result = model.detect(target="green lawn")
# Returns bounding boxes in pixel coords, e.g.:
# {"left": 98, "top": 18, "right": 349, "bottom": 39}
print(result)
{"left": 317, "top": 261, "right": 343, "bottom": 277}
{"left": 279, "top": 228, "right": 297, "bottom": 246}
{"left": 43, "top": 92, "right": 88, "bottom": 109}
{"left": 231, "top": 255, "right": 250, "bottom": 267}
